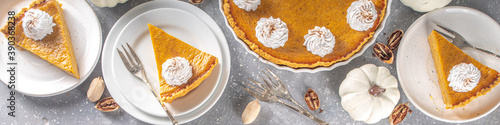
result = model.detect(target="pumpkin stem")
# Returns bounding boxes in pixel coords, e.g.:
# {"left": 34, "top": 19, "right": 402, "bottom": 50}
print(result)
{"left": 369, "top": 84, "right": 386, "bottom": 97}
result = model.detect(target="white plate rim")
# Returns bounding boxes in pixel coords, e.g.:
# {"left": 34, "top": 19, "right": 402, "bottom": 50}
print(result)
{"left": 396, "top": 6, "right": 500, "bottom": 123}
{"left": 0, "top": 0, "right": 102, "bottom": 97}
{"left": 218, "top": 0, "right": 392, "bottom": 73}
{"left": 101, "top": 0, "right": 231, "bottom": 124}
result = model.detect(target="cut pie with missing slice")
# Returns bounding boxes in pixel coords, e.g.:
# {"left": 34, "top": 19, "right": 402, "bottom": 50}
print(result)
{"left": 222, "top": 0, "right": 387, "bottom": 68}
{"left": 1, "top": 0, "right": 79, "bottom": 79}
{"left": 148, "top": 24, "right": 219, "bottom": 103}
{"left": 428, "top": 30, "right": 500, "bottom": 109}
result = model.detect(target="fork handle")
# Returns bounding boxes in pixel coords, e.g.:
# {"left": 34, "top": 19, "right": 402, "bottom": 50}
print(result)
{"left": 471, "top": 47, "right": 500, "bottom": 59}
{"left": 145, "top": 84, "right": 179, "bottom": 125}
{"left": 288, "top": 97, "right": 313, "bottom": 116}
{"left": 278, "top": 100, "right": 329, "bottom": 125}
{"left": 160, "top": 102, "right": 178, "bottom": 125}
{"left": 141, "top": 72, "right": 178, "bottom": 125}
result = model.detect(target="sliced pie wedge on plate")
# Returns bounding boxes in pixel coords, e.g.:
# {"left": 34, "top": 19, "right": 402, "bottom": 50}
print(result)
{"left": 428, "top": 30, "right": 500, "bottom": 109}
{"left": 0, "top": 0, "right": 79, "bottom": 79}
{"left": 148, "top": 24, "right": 218, "bottom": 103}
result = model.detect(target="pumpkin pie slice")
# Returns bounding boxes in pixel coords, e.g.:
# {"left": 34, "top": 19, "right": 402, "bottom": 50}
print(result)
{"left": 148, "top": 24, "right": 219, "bottom": 103}
{"left": 428, "top": 30, "right": 500, "bottom": 109}
{"left": 1, "top": 0, "right": 79, "bottom": 79}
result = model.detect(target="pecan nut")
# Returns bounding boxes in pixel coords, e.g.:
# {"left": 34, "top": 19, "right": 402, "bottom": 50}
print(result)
{"left": 373, "top": 43, "right": 394, "bottom": 64}
{"left": 95, "top": 97, "right": 120, "bottom": 112}
{"left": 387, "top": 29, "right": 404, "bottom": 51}
{"left": 389, "top": 102, "right": 411, "bottom": 125}
{"left": 189, "top": 0, "right": 203, "bottom": 4}
{"left": 304, "top": 88, "right": 320, "bottom": 111}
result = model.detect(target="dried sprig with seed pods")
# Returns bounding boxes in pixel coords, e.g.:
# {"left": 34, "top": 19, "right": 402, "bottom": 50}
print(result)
{"left": 389, "top": 102, "right": 412, "bottom": 125}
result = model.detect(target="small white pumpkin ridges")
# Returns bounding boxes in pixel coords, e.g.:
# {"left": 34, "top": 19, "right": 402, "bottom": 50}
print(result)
{"left": 400, "top": 0, "right": 451, "bottom": 12}
{"left": 339, "top": 64, "right": 400, "bottom": 124}
{"left": 90, "top": 0, "right": 128, "bottom": 8}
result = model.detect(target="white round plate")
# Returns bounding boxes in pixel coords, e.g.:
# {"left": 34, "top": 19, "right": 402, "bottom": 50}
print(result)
{"left": 101, "top": 1, "right": 231, "bottom": 124}
{"left": 112, "top": 8, "right": 221, "bottom": 117}
{"left": 0, "top": 0, "right": 102, "bottom": 97}
{"left": 219, "top": 0, "right": 392, "bottom": 73}
{"left": 397, "top": 6, "right": 500, "bottom": 123}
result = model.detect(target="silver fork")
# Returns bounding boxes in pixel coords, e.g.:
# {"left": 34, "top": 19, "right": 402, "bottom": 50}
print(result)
{"left": 241, "top": 78, "right": 328, "bottom": 125}
{"left": 260, "top": 68, "right": 311, "bottom": 116}
{"left": 434, "top": 24, "right": 500, "bottom": 59}
{"left": 117, "top": 43, "right": 178, "bottom": 125}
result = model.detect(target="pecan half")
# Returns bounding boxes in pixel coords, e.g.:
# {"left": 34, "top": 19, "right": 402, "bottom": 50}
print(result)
{"left": 387, "top": 29, "right": 404, "bottom": 51}
{"left": 189, "top": 0, "right": 203, "bottom": 4}
{"left": 304, "top": 88, "right": 320, "bottom": 111}
{"left": 389, "top": 102, "right": 411, "bottom": 125}
{"left": 373, "top": 43, "right": 394, "bottom": 64}
{"left": 95, "top": 97, "right": 120, "bottom": 112}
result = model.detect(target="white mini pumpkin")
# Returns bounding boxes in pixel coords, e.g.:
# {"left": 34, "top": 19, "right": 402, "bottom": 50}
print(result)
{"left": 339, "top": 64, "right": 400, "bottom": 124}
{"left": 90, "top": 0, "right": 128, "bottom": 8}
{"left": 400, "top": 0, "right": 451, "bottom": 12}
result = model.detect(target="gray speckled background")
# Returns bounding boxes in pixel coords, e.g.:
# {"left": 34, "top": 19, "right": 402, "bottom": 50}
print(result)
{"left": 2, "top": 0, "right": 500, "bottom": 124}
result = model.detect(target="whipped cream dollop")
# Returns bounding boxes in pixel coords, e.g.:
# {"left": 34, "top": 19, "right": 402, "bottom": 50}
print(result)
{"left": 162, "top": 57, "right": 193, "bottom": 86}
{"left": 346, "top": 0, "right": 378, "bottom": 31}
{"left": 233, "top": 0, "right": 261, "bottom": 11}
{"left": 22, "top": 9, "right": 56, "bottom": 41}
{"left": 255, "top": 16, "right": 289, "bottom": 49}
{"left": 447, "top": 63, "right": 481, "bottom": 92}
{"left": 303, "top": 26, "right": 335, "bottom": 57}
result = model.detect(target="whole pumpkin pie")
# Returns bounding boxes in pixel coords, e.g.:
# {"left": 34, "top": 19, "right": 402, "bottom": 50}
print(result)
{"left": 428, "top": 30, "right": 500, "bottom": 109}
{"left": 1, "top": 0, "right": 79, "bottom": 79}
{"left": 148, "top": 24, "right": 219, "bottom": 103}
{"left": 223, "top": 0, "right": 387, "bottom": 68}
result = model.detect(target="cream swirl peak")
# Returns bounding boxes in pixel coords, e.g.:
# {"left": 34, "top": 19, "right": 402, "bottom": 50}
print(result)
{"left": 233, "top": 0, "right": 261, "bottom": 12}
{"left": 22, "top": 9, "right": 56, "bottom": 41}
{"left": 162, "top": 57, "right": 193, "bottom": 86}
{"left": 447, "top": 63, "right": 481, "bottom": 92}
{"left": 255, "top": 16, "right": 289, "bottom": 49}
{"left": 303, "top": 26, "right": 335, "bottom": 57}
{"left": 346, "top": 0, "right": 377, "bottom": 31}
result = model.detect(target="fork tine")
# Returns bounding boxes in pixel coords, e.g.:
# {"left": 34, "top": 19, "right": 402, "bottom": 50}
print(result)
{"left": 248, "top": 78, "right": 268, "bottom": 91}
{"left": 262, "top": 70, "right": 280, "bottom": 87}
{"left": 436, "top": 24, "right": 458, "bottom": 35}
{"left": 434, "top": 25, "right": 456, "bottom": 39}
{"left": 241, "top": 83, "right": 265, "bottom": 99}
{"left": 265, "top": 68, "right": 283, "bottom": 87}
{"left": 121, "top": 45, "right": 137, "bottom": 66}
{"left": 241, "top": 86, "right": 265, "bottom": 100}
{"left": 259, "top": 74, "right": 274, "bottom": 89}
{"left": 126, "top": 43, "right": 143, "bottom": 65}
{"left": 117, "top": 48, "right": 133, "bottom": 71}
{"left": 243, "top": 81, "right": 265, "bottom": 94}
